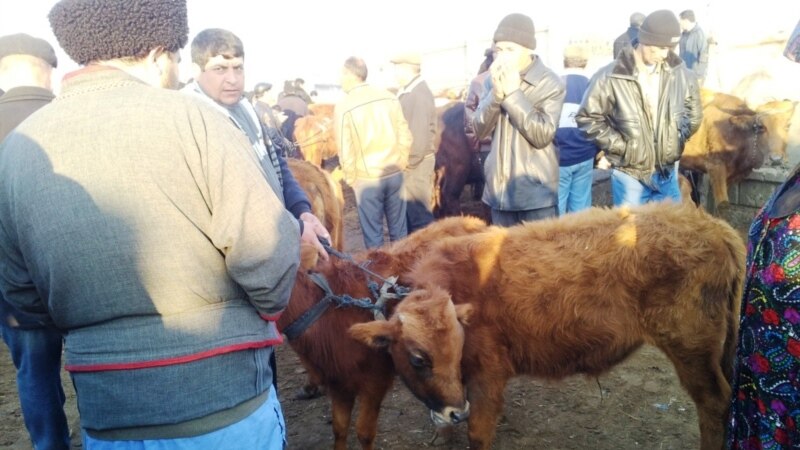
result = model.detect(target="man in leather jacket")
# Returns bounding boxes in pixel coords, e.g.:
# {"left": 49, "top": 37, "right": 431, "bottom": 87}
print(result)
{"left": 576, "top": 9, "right": 702, "bottom": 207}
{"left": 472, "top": 13, "right": 565, "bottom": 226}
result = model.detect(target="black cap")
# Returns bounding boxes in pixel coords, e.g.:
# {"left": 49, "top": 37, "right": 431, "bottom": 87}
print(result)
{"left": 0, "top": 33, "right": 58, "bottom": 68}
{"left": 638, "top": 10, "right": 681, "bottom": 47}
{"left": 493, "top": 13, "right": 536, "bottom": 50}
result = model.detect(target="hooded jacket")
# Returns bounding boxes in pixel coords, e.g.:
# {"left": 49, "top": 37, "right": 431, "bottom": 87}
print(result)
{"left": 575, "top": 47, "right": 702, "bottom": 182}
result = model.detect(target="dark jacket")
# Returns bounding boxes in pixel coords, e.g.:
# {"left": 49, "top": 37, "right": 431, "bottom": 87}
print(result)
{"left": 575, "top": 47, "right": 702, "bottom": 181}
{"left": 473, "top": 56, "right": 565, "bottom": 211}
{"left": 555, "top": 73, "right": 598, "bottom": 167}
{"left": 464, "top": 71, "right": 492, "bottom": 152}
{"left": 613, "top": 26, "right": 640, "bottom": 58}
{"left": 398, "top": 76, "right": 437, "bottom": 168}
{"left": 0, "top": 86, "right": 54, "bottom": 143}
{"left": 0, "top": 86, "right": 55, "bottom": 330}
{"left": 680, "top": 25, "right": 709, "bottom": 78}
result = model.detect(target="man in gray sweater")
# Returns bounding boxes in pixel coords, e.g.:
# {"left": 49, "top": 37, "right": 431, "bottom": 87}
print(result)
{"left": 0, "top": 0, "right": 298, "bottom": 447}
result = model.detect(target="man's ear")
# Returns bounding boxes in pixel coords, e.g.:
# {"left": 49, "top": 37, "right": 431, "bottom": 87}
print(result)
{"left": 191, "top": 62, "right": 203, "bottom": 81}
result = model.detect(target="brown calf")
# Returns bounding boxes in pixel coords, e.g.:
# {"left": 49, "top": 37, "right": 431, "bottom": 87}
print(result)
{"left": 286, "top": 158, "right": 344, "bottom": 251}
{"left": 278, "top": 216, "right": 488, "bottom": 450}
{"left": 352, "top": 203, "right": 745, "bottom": 450}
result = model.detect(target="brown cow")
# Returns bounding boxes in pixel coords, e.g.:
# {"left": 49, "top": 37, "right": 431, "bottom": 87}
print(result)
{"left": 287, "top": 158, "right": 344, "bottom": 251}
{"left": 278, "top": 216, "right": 488, "bottom": 450}
{"left": 680, "top": 92, "right": 796, "bottom": 207}
{"left": 351, "top": 202, "right": 745, "bottom": 450}
{"left": 294, "top": 103, "right": 337, "bottom": 167}
{"left": 433, "top": 101, "right": 487, "bottom": 218}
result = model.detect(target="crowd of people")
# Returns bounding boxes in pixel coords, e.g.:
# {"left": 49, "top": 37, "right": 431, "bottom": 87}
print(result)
{"left": 0, "top": 0, "right": 799, "bottom": 448}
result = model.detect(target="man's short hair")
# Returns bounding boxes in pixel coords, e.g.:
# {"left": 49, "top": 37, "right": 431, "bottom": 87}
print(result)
{"left": 679, "top": 10, "right": 696, "bottom": 22}
{"left": 344, "top": 57, "right": 367, "bottom": 82}
{"left": 191, "top": 28, "right": 244, "bottom": 69}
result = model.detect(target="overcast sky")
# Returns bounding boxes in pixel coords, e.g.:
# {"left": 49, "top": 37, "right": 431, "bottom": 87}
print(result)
{"left": 2, "top": 0, "right": 797, "bottom": 92}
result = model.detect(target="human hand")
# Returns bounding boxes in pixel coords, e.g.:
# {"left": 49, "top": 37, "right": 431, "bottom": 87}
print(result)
{"left": 489, "top": 60, "right": 506, "bottom": 102}
{"left": 597, "top": 155, "right": 611, "bottom": 170}
{"left": 299, "top": 212, "right": 330, "bottom": 261}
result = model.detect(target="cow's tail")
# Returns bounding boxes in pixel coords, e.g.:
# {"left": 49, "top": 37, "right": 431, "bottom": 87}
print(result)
{"left": 720, "top": 228, "right": 745, "bottom": 383}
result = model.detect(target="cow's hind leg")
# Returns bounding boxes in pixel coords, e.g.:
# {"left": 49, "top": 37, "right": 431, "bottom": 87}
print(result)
{"left": 354, "top": 377, "right": 394, "bottom": 450}
{"left": 658, "top": 345, "right": 730, "bottom": 450}
{"left": 330, "top": 390, "right": 356, "bottom": 450}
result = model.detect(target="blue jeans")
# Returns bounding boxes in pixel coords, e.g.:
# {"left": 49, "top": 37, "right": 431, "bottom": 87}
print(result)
{"left": 490, "top": 205, "right": 558, "bottom": 227}
{"left": 82, "top": 385, "right": 285, "bottom": 449}
{"left": 558, "top": 159, "right": 594, "bottom": 215}
{"left": 351, "top": 172, "right": 407, "bottom": 248}
{"left": 611, "top": 167, "right": 681, "bottom": 207}
{"left": 1, "top": 324, "right": 70, "bottom": 450}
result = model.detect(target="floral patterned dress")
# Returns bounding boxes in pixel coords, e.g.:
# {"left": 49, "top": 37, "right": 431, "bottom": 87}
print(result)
{"left": 727, "top": 174, "right": 800, "bottom": 449}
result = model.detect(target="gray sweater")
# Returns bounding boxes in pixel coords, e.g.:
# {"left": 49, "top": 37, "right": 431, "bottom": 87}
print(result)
{"left": 0, "top": 67, "right": 300, "bottom": 436}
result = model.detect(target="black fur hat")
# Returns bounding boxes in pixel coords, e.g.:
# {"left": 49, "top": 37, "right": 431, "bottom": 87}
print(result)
{"left": 48, "top": 0, "right": 188, "bottom": 65}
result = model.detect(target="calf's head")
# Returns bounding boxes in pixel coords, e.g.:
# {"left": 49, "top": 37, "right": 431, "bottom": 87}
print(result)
{"left": 754, "top": 100, "right": 796, "bottom": 166}
{"left": 350, "top": 287, "right": 473, "bottom": 426}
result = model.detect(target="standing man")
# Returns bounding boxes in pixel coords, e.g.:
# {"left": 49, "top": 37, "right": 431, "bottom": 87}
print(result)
{"left": 577, "top": 9, "right": 702, "bottom": 207}
{"left": 334, "top": 56, "right": 412, "bottom": 248}
{"left": 391, "top": 52, "right": 436, "bottom": 233}
{"left": 184, "top": 28, "right": 329, "bottom": 259}
{"left": 0, "top": 0, "right": 299, "bottom": 446}
{"left": 679, "top": 10, "right": 709, "bottom": 86}
{"left": 613, "top": 12, "right": 646, "bottom": 58}
{"left": 555, "top": 44, "right": 600, "bottom": 215}
{"left": 0, "top": 33, "right": 70, "bottom": 450}
{"left": 472, "top": 13, "right": 565, "bottom": 226}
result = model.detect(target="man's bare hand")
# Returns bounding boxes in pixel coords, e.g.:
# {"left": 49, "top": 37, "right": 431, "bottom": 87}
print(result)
{"left": 299, "top": 212, "right": 330, "bottom": 261}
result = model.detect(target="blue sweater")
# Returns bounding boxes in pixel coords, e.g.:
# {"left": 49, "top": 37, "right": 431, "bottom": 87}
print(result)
{"left": 555, "top": 73, "right": 598, "bottom": 167}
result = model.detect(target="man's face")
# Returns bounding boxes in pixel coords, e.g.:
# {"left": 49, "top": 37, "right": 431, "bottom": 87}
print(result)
{"left": 196, "top": 55, "right": 245, "bottom": 106}
{"left": 639, "top": 44, "right": 671, "bottom": 66}
{"left": 679, "top": 18, "right": 691, "bottom": 32}
{"left": 493, "top": 41, "right": 533, "bottom": 73}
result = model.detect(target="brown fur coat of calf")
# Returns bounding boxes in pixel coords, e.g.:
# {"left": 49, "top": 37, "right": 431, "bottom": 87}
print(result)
{"left": 278, "top": 216, "right": 488, "bottom": 450}
{"left": 356, "top": 203, "right": 746, "bottom": 450}
{"left": 287, "top": 158, "right": 345, "bottom": 250}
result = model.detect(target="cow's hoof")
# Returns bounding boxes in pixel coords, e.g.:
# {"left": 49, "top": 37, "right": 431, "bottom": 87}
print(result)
{"left": 294, "top": 383, "right": 325, "bottom": 400}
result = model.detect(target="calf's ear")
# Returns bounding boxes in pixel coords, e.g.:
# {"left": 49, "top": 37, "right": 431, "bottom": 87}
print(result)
{"left": 454, "top": 304, "right": 475, "bottom": 327}
{"left": 349, "top": 321, "right": 397, "bottom": 349}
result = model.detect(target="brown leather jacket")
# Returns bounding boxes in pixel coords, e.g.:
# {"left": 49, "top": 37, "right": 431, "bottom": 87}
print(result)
{"left": 575, "top": 47, "right": 702, "bottom": 181}
{"left": 472, "top": 56, "right": 565, "bottom": 211}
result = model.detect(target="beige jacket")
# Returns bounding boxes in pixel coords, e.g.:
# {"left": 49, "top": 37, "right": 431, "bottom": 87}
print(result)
{"left": 334, "top": 83, "right": 412, "bottom": 184}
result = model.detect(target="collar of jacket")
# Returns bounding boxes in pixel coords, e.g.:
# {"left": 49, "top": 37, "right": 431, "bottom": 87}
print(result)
{"left": 397, "top": 75, "right": 423, "bottom": 97}
{"left": 521, "top": 56, "right": 548, "bottom": 87}
{"left": 611, "top": 46, "right": 683, "bottom": 77}
{"left": 0, "top": 86, "right": 54, "bottom": 104}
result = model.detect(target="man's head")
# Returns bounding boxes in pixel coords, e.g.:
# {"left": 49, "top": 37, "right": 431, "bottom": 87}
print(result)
{"left": 253, "top": 81, "right": 273, "bottom": 103}
{"left": 636, "top": 9, "right": 681, "bottom": 65}
{"left": 191, "top": 28, "right": 246, "bottom": 106}
{"left": 295, "top": 78, "right": 305, "bottom": 88}
{"left": 679, "top": 10, "right": 696, "bottom": 32}
{"left": 340, "top": 57, "right": 367, "bottom": 92}
{"left": 630, "top": 12, "right": 646, "bottom": 29}
{"left": 390, "top": 52, "right": 421, "bottom": 88}
{"left": 493, "top": 13, "right": 536, "bottom": 72}
{"left": 0, "top": 33, "right": 58, "bottom": 91}
{"left": 48, "top": 0, "right": 187, "bottom": 89}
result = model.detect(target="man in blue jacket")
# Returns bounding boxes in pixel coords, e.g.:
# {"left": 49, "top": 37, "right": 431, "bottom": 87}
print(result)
{"left": 555, "top": 45, "right": 599, "bottom": 215}
{"left": 679, "top": 10, "right": 709, "bottom": 86}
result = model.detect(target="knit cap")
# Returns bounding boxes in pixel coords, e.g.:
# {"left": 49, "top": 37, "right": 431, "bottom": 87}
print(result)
{"left": 493, "top": 13, "right": 536, "bottom": 50}
{"left": 637, "top": 10, "right": 681, "bottom": 47}
{"left": 48, "top": 0, "right": 188, "bottom": 65}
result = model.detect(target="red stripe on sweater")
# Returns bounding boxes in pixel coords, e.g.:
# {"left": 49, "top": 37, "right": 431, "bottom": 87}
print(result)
{"left": 65, "top": 337, "right": 284, "bottom": 372}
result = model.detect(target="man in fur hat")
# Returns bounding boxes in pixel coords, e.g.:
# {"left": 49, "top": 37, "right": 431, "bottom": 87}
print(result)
{"left": 471, "top": 12, "right": 565, "bottom": 226}
{"left": 0, "top": 0, "right": 296, "bottom": 447}
{"left": 576, "top": 9, "right": 702, "bottom": 206}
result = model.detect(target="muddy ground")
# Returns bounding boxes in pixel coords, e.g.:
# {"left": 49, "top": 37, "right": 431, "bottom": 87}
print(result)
{"left": 1, "top": 184, "right": 704, "bottom": 450}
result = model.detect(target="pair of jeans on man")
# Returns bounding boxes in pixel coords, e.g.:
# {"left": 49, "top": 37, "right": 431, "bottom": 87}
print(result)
{"left": 611, "top": 165, "right": 682, "bottom": 206}
{"left": 1, "top": 322, "right": 70, "bottom": 450}
{"left": 351, "top": 172, "right": 407, "bottom": 249}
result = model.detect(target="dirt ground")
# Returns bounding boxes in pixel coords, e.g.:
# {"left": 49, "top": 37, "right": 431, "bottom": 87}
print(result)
{"left": 1, "top": 184, "right": 703, "bottom": 450}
